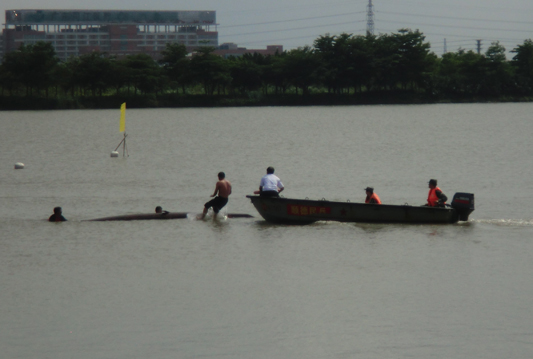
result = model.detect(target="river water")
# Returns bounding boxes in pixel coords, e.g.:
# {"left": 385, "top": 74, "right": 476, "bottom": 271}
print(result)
{"left": 1, "top": 104, "right": 532, "bottom": 359}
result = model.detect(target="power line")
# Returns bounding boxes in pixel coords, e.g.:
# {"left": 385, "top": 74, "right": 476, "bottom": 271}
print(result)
{"left": 377, "top": 10, "right": 533, "bottom": 25}
{"left": 219, "top": 8, "right": 531, "bottom": 41}
{"left": 377, "top": 19, "right": 533, "bottom": 34}
{"left": 217, "top": 0, "right": 362, "bottom": 17}
{"left": 224, "top": 20, "right": 365, "bottom": 38}
{"left": 216, "top": 4, "right": 531, "bottom": 52}
{"left": 219, "top": 11, "right": 366, "bottom": 29}
{"left": 220, "top": 10, "right": 531, "bottom": 45}
{"left": 234, "top": 33, "right": 335, "bottom": 47}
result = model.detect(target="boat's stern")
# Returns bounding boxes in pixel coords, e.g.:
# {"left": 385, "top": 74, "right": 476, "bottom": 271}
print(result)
{"left": 451, "top": 192, "right": 475, "bottom": 221}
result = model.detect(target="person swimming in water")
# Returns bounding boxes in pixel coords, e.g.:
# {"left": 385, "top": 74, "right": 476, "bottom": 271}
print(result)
{"left": 155, "top": 206, "right": 169, "bottom": 214}
{"left": 48, "top": 207, "right": 67, "bottom": 222}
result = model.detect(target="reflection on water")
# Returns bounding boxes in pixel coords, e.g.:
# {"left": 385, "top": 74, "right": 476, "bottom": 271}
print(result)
{"left": 1, "top": 104, "right": 533, "bottom": 359}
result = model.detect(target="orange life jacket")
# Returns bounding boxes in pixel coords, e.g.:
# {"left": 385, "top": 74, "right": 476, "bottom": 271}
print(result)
{"left": 365, "top": 193, "right": 382, "bottom": 204}
{"left": 427, "top": 187, "right": 443, "bottom": 207}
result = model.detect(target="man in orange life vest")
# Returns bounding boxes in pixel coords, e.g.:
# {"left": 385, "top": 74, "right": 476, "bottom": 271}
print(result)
{"left": 426, "top": 179, "right": 448, "bottom": 207}
{"left": 364, "top": 187, "right": 382, "bottom": 204}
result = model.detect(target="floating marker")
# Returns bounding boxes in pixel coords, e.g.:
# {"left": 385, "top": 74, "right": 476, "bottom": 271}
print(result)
{"left": 119, "top": 103, "right": 126, "bottom": 133}
{"left": 111, "top": 103, "right": 129, "bottom": 157}
{"left": 14, "top": 162, "right": 24, "bottom": 169}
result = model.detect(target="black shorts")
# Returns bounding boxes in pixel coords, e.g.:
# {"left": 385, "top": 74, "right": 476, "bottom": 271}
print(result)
{"left": 260, "top": 190, "right": 279, "bottom": 198}
{"left": 204, "top": 196, "right": 228, "bottom": 213}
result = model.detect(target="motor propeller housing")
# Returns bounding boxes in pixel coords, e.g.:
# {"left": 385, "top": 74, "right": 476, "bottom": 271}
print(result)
{"left": 451, "top": 192, "right": 475, "bottom": 221}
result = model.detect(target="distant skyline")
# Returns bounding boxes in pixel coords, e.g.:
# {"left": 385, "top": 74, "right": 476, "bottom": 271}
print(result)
{"left": 2, "top": 0, "right": 532, "bottom": 58}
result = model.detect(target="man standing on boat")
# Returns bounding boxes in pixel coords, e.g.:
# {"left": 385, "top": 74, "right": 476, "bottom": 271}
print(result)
{"left": 364, "top": 187, "right": 382, "bottom": 204}
{"left": 427, "top": 179, "right": 448, "bottom": 207}
{"left": 199, "top": 172, "right": 232, "bottom": 219}
{"left": 258, "top": 166, "right": 284, "bottom": 197}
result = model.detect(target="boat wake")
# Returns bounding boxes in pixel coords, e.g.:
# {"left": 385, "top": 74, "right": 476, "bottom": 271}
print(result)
{"left": 471, "top": 218, "right": 533, "bottom": 226}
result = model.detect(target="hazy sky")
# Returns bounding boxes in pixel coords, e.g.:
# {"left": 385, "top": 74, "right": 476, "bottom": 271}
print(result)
{"left": 2, "top": 0, "right": 532, "bottom": 58}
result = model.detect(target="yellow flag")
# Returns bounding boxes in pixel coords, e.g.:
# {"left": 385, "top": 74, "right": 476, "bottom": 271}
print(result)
{"left": 119, "top": 103, "right": 126, "bottom": 132}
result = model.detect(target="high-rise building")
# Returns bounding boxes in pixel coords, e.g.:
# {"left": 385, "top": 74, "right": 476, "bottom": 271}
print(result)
{"left": 1, "top": 9, "right": 218, "bottom": 61}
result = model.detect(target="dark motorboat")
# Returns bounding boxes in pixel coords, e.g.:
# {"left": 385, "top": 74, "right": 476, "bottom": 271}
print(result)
{"left": 246, "top": 193, "right": 474, "bottom": 224}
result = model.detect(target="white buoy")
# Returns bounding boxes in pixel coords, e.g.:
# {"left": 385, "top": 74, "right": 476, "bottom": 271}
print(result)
{"left": 110, "top": 151, "right": 119, "bottom": 157}
{"left": 14, "top": 162, "right": 24, "bottom": 169}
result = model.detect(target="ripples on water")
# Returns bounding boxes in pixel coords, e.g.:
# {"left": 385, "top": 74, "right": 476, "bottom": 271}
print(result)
{"left": 473, "top": 218, "right": 533, "bottom": 226}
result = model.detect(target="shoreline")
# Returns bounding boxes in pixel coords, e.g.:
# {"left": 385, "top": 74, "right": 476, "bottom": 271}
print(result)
{"left": 1, "top": 93, "right": 532, "bottom": 111}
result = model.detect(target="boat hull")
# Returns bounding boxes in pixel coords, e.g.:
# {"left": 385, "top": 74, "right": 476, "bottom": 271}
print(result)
{"left": 86, "top": 212, "right": 253, "bottom": 221}
{"left": 87, "top": 212, "right": 188, "bottom": 221}
{"left": 246, "top": 196, "right": 468, "bottom": 224}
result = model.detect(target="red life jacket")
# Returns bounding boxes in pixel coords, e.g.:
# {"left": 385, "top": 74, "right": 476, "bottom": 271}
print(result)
{"left": 365, "top": 193, "right": 382, "bottom": 204}
{"left": 427, "top": 187, "right": 442, "bottom": 207}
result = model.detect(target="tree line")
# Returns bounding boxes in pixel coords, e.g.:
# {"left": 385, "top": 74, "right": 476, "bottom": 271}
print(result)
{"left": 1, "top": 29, "right": 533, "bottom": 108}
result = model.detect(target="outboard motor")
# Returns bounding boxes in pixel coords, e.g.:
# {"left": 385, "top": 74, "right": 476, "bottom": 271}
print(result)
{"left": 451, "top": 193, "right": 475, "bottom": 221}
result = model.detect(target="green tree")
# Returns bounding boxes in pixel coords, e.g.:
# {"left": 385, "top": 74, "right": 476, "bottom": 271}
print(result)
{"left": 261, "top": 53, "right": 290, "bottom": 95}
{"left": 0, "top": 57, "right": 20, "bottom": 96}
{"left": 1, "top": 41, "right": 59, "bottom": 97}
{"left": 314, "top": 34, "right": 343, "bottom": 93}
{"left": 75, "top": 52, "right": 113, "bottom": 97}
{"left": 314, "top": 33, "right": 367, "bottom": 94}
{"left": 240, "top": 52, "right": 275, "bottom": 95}
{"left": 386, "top": 29, "right": 436, "bottom": 92}
{"left": 284, "top": 46, "right": 320, "bottom": 95}
{"left": 228, "top": 54, "right": 263, "bottom": 94}
{"left": 52, "top": 60, "right": 74, "bottom": 98}
{"left": 27, "top": 42, "right": 59, "bottom": 97}
{"left": 58, "top": 56, "right": 81, "bottom": 98}
{"left": 454, "top": 49, "right": 486, "bottom": 95}
{"left": 123, "top": 54, "right": 163, "bottom": 95}
{"left": 346, "top": 34, "right": 376, "bottom": 93}
{"left": 107, "top": 57, "right": 129, "bottom": 95}
{"left": 160, "top": 43, "right": 190, "bottom": 93}
{"left": 433, "top": 49, "right": 486, "bottom": 97}
{"left": 511, "top": 39, "right": 533, "bottom": 93}
{"left": 190, "top": 47, "right": 231, "bottom": 95}
{"left": 434, "top": 51, "right": 463, "bottom": 96}
{"left": 483, "top": 41, "right": 513, "bottom": 96}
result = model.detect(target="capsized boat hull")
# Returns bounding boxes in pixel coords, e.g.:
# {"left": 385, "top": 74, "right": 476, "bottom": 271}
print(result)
{"left": 246, "top": 194, "right": 474, "bottom": 224}
{"left": 87, "top": 212, "right": 188, "bottom": 221}
{"left": 87, "top": 212, "right": 253, "bottom": 221}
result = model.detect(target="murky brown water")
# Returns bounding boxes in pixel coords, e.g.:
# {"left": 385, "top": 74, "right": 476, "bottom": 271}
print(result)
{"left": 1, "top": 104, "right": 533, "bottom": 358}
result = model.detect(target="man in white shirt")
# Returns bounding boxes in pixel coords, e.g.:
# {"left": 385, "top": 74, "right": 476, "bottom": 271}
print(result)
{"left": 258, "top": 166, "right": 284, "bottom": 197}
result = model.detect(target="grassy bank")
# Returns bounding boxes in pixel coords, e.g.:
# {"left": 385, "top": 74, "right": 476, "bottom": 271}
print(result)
{"left": 1, "top": 93, "right": 532, "bottom": 111}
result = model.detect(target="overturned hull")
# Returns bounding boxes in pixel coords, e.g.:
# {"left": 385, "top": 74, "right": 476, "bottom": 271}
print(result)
{"left": 87, "top": 212, "right": 188, "bottom": 221}
{"left": 86, "top": 212, "right": 253, "bottom": 221}
{"left": 246, "top": 193, "right": 474, "bottom": 224}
